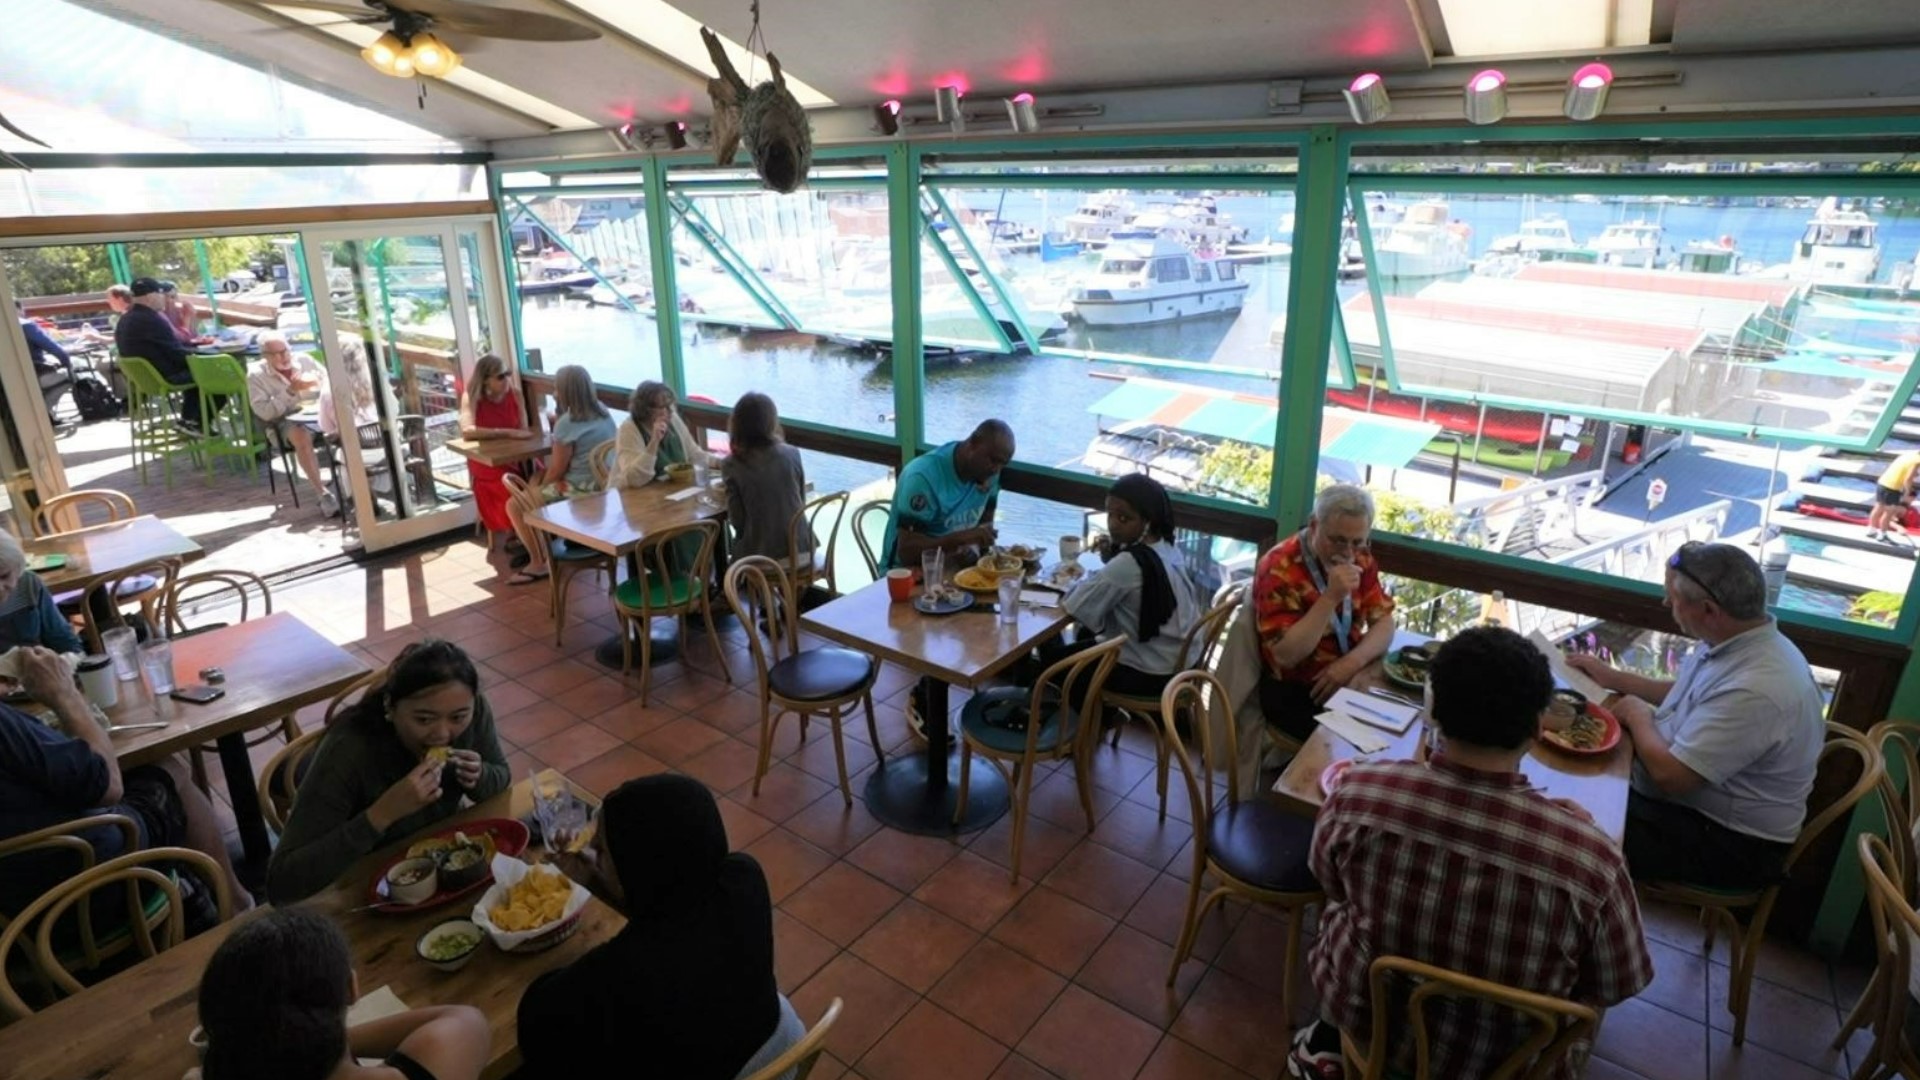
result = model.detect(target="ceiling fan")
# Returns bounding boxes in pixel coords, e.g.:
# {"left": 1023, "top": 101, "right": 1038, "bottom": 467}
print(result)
{"left": 252, "top": 0, "right": 600, "bottom": 78}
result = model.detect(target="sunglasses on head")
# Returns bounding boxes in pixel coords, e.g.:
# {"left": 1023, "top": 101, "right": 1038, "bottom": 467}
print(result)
{"left": 1668, "top": 543, "right": 1724, "bottom": 609}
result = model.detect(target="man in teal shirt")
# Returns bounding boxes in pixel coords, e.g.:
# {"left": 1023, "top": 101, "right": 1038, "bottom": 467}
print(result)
{"left": 883, "top": 419, "right": 1015, "bottom": 568}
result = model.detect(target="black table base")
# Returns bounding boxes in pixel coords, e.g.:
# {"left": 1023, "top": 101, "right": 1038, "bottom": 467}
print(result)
{"left": 862, "top": 678, "right": 1008, "bottom": 835}
{"left": 592, "top": 618, "right": 683, "bottom": 671}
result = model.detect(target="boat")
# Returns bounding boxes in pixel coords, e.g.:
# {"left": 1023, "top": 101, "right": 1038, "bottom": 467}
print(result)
{"left": 1124, "top": 197, "right": 1249, "bottom": 251}
{"left": 1587, "top": 221, "right": 1664, "bottom": 268}
{"left": 1061, "top": 190, "right": 1134, "bottom": 246}
{"left": 1372, "top": 200, "right": 1472, "bottom": 280}
{"left": 1067, "top": 233, "right": 1251, "bottom": 327}
{"left": 1787, "top": 197, "right": 1881, "bottom": 284}
{"left": 1672, "top": 237, "right": 1750, "bottom": 276}
{"left": 1488, "top": 217, "right": 1580, "bottom": 258}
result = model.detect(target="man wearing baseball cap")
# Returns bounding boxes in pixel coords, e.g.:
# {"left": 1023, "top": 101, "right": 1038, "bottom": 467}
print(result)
{"left": 114, "top": 278, "right": 203, "bottom": 432}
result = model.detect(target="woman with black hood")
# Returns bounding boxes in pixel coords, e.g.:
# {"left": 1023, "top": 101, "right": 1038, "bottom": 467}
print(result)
{"left": 516, "top": 774, "right": 804, "bottom": 1080}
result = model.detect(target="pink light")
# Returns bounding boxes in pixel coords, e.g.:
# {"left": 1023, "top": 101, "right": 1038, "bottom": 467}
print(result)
{"left": 1012, "top": 92, "right": 1034, "bottom": 104}
{"left": 931, "top": 72, "right": 971, "bottom": 96}
{"left": 882, "top": 99, "right": 901, "bottom": 116}
{"left": 1349, "top": 73, "right": 1381, "bottom": 92}
{"left": 1470, "top": 69, "right": 1505, "bottom": 93}
{"left": 1573, "top": 62, "right": 1612, "bottom": 90}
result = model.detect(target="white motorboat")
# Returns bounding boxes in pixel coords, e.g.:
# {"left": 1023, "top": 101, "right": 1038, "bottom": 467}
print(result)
{"left": 1788, "top": 197, "right": 1881, "bottom": 284}
{"left": 1061, "top": 190, "right": 1134, "bottom": 246}
{"left": 1588, "top": 221, "right": 1664, "bottom": 268}
{"left": 1125, "top": 197, "right": 1249, "bottom": 251}
{"left": 1488, "top": 217, "right": 1580, "bottom": 258}
{"left": 1068, "top": 233, "right": 1250, "bottom": 326}
{"left": 1373, "top": 200, "right": 1471, "bottom": 280}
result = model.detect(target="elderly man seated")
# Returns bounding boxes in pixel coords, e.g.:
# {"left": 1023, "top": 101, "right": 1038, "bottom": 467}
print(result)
{"left": 0, "top": 530, "right": 82, "bottom": 655}
{"left": 246, "top": 332, "right": 338, "bottom": 516}
{"left": 0, "top": 645, "right": 251, "bottom": 927}
{"left": 1567, "top": 541, "right": 1823, "bottom": 889}
{"left": 1253, "top": 483, "right": 1396, "bottom": 743}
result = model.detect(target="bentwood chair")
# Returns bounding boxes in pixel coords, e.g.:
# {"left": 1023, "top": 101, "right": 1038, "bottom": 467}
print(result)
{"left": 612, "top": 519, "right": 730, "bottom": 703}
{"left": 850, "top": 499, "right": 892, "bottom": 583}
{"left": 30, "top": 488, "right": 136, "bottom": 538}
{"left": 1160, "top": 670, "right": 1322, "bottom": 1022}
{"left": 725, "top": 556, "right": 882, "bottom": 807}
{"left": 165, "top": 571, "right": 295, "bottom": 793}
{"left": 0, "top": 845, "right": 232, "bottom": 1020}
{"left": 259, "top": 725, "right": 328, "bottom": 835}
{"left": 1835, "top": 721, "right": 1920, "bottom": 1057}
{"left": 1640, "top": 721, "right": 1881, "bottom": 1045}
{"left": 0, "top": 814, "right": 144, "bottom": 1011}
{"left": 505, "top": 473, "right": 614, "bottom": 647}
{"left": 956, "top": 636, "right": 1125, "bottom": 882}
{"left": 785, "top": 489, "right": 849, "bottom": 598}
{"left": 739, "top": 998, "right": 843, "bottom": 1080}
{"left": 1339, "top": 956, "right": 1600, "bottom": 1080}
{"left": 77, "top": 558, "right": 181, "bottom": 654}
{"left": 1854, "top": 832, "right": 1920, "bottom": 1080}
{"left": 1099, "top": 583, "right": 1244, "bottom": 820}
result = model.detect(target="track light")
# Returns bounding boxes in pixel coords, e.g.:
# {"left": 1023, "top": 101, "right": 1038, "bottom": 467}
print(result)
{"left": 665, "top": 121, "right": 688, "bottom": 149}
{"left": 872, "top": 100, "right": 901, "bottom": 136}
{"left": 1463, "top": 68, "right": 1507, "bottom": 125}
{"left": 1563, "top": 62, "right": 1613, "bottom": 121}
{"left": 934, "top": 85, "right": 965, "bottom": 133}
{"left": 1005, "top": 92, "right": 1039, "bottom": 133}
{"left": 1342, "top": 73, "right": 1390, "bottom": 125}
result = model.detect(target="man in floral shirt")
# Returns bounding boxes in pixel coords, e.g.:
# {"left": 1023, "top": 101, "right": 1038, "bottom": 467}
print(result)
{"left": 1254, "top": 483, "right": 1396, "bottom": 741}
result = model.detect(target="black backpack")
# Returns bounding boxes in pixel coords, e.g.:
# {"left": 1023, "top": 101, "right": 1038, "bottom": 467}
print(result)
{"left": 71, "top": 373, "right": 123, "bottom": 422}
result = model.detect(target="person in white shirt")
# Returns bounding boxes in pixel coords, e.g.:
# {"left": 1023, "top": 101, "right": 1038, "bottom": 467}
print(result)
{"left": 245, "top": 332, "right": 335, "bottom": 516}
{"left": 610, "top": 380, "right": 717, "bottom": 490}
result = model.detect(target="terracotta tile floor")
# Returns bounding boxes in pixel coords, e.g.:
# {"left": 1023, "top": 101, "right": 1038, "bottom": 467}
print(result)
{"left": 195, "top": 535, "right": 1879, "bottom": 1080}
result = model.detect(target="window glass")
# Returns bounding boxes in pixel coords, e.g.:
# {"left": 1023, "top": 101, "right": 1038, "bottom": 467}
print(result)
{"left": 504, "top": 192, "right": 661, "bottom": 390}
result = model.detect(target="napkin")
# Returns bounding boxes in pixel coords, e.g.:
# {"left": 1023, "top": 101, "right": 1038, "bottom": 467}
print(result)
{"left": 1325, "top": 688, "right": 1419, "bottom": 734}
{"left": 348, "top": 985, "right": 412, "bottom": 1063}
{"left": 1314, "top": 709, "right": 1393, "bottom": 755}
{"left": 665, "top": 487, "right": 701, "bottom": 502}
{"left": 1018, "top": 589, "right": 1062, "bottom": 609}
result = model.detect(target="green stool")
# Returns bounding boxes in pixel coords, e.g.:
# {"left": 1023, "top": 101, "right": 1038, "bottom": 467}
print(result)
{"left": 186, "top": 354, "right": 268, "bottom": 485}
{"left": 115, "top": 357, "right": 202, "bottom": 488}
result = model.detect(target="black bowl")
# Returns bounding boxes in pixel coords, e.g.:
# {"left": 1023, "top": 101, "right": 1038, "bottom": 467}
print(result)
{"left": 436, "top": 842, "right": 489, "bottom": 891}
{"left": 1398, "top": 644, "right": 1435, "bottom": 673}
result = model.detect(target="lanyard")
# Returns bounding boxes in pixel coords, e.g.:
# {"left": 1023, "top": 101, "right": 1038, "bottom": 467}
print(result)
{"left": 1300, "top": 529, "right": 1353, "bottom": 656}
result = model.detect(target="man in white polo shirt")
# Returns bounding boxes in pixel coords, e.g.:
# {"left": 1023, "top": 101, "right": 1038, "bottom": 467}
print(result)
{"left": 1567, "top": 542, "right": 1823, "bottom": 889}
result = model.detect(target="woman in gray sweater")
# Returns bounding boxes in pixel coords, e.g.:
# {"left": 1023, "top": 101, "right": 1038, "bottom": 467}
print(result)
{"left": 267, "top": 639, "right": 510, "bottom": 904}
{"left": 722, "top": 392, "right": 814, "bottom": 564}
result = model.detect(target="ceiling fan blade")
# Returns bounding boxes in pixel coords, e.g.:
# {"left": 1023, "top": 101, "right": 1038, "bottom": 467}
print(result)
{"left": 246, "top": 16, "right": 385, "bottom": 34}
{"left": 247, "top": 0, "right": 386, "bottom": 16}
{"left": 395, "top": 0, "right": 600, "bottom": 42}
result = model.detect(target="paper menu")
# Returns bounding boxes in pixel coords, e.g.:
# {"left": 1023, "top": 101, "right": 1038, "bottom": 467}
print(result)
{"left": 1314, "top": 709, "right": 1392, "bottom": 755}
{"left": 346, "top": 985, "right": 410, "bottom": 1037}
{"left": 1324, "top": 687, "right": 1419, "bottom": 734}
{"left": 1528, "top": 630, "right": 1607, "bottom": 701}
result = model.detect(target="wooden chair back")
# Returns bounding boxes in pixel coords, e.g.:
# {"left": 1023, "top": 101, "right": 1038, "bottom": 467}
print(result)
{"left": 630, "top": 520, "right": 722, "bottom": 617}
{"left": 78, "top": 558, "right": 180, "bottom": 653}
{"left": 0, "top": 846, "right": 230, "bottom": 1020}
{"left": 587, "top": 437, "right": 617, "bottom": 488}
{"left": 32, "top": 489, "right": 136, "bottom": 538}
{"left": 1019, "top": 636, "right": 1124, "bottom": 760}
{"left": 164, "top": 570, "right": 272, "bottom": 638}
{"left": 850, "top": 499, "right": 891, "bottom": 583}
{"left": 1160, "top": 670, "right": 1243, "bottom": 820}
{"left": 1784, "top": 723, "right": 1884, "bottom": 879}
{"left": 323, "top": 668, "right": 387, "bottom": 727}
{"left": 1869, "top": 721, "right": 1920, "bottom": 891}
{"left": 259, "top": 725, "right": 329, "bottom": 834}
{"left": 739, "top": 998, "right": 843, "bottom": 1080}
{"left": 786, "top": 489, "right": 849, "bottom": 595}
{"left": 0, "top": 814, "right": 140, "bottom": 934}
{"left": 1860, "top": 832, "right": 1920, "bottom": 1073}
{"left": 724, "top": 556, "right": 801, "bottom": 692}
{"left": 1189, "top": 582, "right": 1246, "bottom": 672}
{"left": 1342, "top": 955, "right": 1600, "bottom": 1080}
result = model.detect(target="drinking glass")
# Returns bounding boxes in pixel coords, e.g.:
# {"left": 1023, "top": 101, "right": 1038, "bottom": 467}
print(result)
{"left": 920, "top": 548, "right": 944, "bottom": 592}
{"left": 531, "top": 769, "right": 588, "bottom": 855}
{"left": 102, "top": 626, "right": 139, "bottom": 682}
{"left": 996, "top": 577, "right": 1021, "bottom": 625}
{"left": 138, "top": 640, "right": 175, "bottom": 695}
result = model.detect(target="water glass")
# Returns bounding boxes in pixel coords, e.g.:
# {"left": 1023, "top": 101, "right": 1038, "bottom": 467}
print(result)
{"left": 103, "top": 626, "right": 139, "bottom": 682}
{"left": 996, "top": 577, "right": 1021, "bottom": 625}
{"left": 692, "top": 460, "right": 711, "bottom": 487}
{"left": 920, "top": 548, "right": 944, "bottom": 591}
{"left": 531, "top": 770, "right": 588, "bottom": 854}
{"left": 138, "top": 639, "right": 176, "bottom": 696}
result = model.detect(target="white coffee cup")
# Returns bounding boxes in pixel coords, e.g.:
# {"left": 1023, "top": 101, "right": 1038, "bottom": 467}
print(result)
{"left": 1058, "top": 535, "right": 1083, "bottom": 563}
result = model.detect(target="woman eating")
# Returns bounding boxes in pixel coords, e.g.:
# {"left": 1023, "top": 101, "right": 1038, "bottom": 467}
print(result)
{"left": 265, "top": 640, "right": 509, "bottom": 904}
{"left": 503, "top": 365, "right": 616, "bottom": 586}
{"left": 457, "top": 354, "right": 533, "bottom": 553}
{"left": 515, "top": 774, "right": 804, "bottom": 1080}
{"left": 722, "top": 392, "right": 812, "bottom": 562}
{"left": 611, "top": 380, "right": 717, "bottom": 490}
{"left": 196, "top": 907, "right": 488, "bottom": 1080}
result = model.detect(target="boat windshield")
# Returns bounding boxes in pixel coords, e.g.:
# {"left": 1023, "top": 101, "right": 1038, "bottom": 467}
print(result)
{"left": 1101, "top": 258, "right": 1146, "bottom": 274}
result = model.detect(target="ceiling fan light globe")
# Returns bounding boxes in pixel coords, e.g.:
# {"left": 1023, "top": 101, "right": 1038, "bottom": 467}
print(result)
{"left": 390, "top": 49, "right": 417, "bottom": 79}
{"left": 410, "top": 33, "right": 461, "bottom": 77}
{"left": 361, "top": 30, "right": 406, "bottom": 75}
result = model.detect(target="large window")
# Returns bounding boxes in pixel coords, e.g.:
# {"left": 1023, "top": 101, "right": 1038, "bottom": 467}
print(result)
{"left": 1324, "top": 168, "right": 1920, "bottom": 630}
{"left": 503, "top": 192, "right": 662, "bottom": 389}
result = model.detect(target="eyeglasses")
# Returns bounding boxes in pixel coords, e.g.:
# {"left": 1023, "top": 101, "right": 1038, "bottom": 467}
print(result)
{"left": 1668, "top": 542, "right": 1724, "bottom": 608}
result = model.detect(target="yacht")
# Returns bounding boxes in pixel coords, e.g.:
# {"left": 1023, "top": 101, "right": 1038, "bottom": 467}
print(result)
{"left": 1061, "top": 190, "right": 1135, "bottom": 246}
{"left": 1372, "top": 200, "right": 1471, "bottom": 280}
{"left": 1588, "top": 221, "right": 1664, "bottom": 268}
{"left": 1788, "top": 198, "right": 1881, "bottom": 284}
{"left": 1068, "top": 233, "right": 1250, "bottom": 326}
{"left": 1488, "top": 217, "right": 1580, "bottom": 258}
{"left": 1125, "top": 197, "right": 1249, "bottom": 252}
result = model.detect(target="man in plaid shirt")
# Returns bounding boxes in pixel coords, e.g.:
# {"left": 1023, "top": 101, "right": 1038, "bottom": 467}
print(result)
{"left": 1288, "top": 627, "right": 1652, "bottom": 1080}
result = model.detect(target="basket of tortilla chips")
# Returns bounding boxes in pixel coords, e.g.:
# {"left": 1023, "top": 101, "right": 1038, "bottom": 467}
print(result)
{"left": 471, "top": 853, "right": 590, "bottom": 953}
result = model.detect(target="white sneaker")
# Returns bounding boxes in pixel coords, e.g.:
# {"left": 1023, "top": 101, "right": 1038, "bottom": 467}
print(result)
{"left": 1866, "top": 529, "right": 1884, "bottom": 541}
{"left": 318, "top": 489, "right": 340, "bottom": 517}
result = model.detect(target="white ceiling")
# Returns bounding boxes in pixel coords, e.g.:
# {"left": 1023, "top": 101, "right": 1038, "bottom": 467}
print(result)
{"left": 53, "top": 0, "right": 1920, "bottom": 145}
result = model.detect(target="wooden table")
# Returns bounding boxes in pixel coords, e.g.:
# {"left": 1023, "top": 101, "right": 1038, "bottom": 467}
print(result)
{"left": 25, "top": 515, "right": 204, "bottom": 595}
{"left": 1270, "top": 638, "right": 1633, "bottom": 843}
{"left": 105, "top": 613, "right": 371, "bottom": 864}
{"left": 524, "top": 482, "right": 726, "bottom": 669}
{"left": 0, "top": 777, "right": 622, "bottom": 1080}
{"left": 801, "top": 578, "right": 1074, "bottom": 834}
{"left": 447, "top": 433, "right": 551, "bottom": 469}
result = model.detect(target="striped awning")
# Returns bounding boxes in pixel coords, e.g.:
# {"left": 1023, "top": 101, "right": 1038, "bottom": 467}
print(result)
{"left": 1086, "top": 377, "right": 1442, "bottom": 469}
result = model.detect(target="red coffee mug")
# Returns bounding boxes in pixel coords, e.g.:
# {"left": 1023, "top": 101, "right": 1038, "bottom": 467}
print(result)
{"left": 886, "top": 568, "right": 914, "bottom": 602}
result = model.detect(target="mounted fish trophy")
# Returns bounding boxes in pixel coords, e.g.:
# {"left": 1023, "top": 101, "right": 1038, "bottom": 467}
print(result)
{"left": 700, "top": 26, "right": 812, "bottom": 193}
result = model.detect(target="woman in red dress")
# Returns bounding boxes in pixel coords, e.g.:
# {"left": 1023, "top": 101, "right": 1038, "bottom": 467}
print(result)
{"left": 458, "top": 354, "right": 534, "bottom": 548}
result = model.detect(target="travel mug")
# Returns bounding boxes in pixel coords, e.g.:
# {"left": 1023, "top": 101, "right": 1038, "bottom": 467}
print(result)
{"left": 77, "top": 654, "right": 118, "bottom": 710}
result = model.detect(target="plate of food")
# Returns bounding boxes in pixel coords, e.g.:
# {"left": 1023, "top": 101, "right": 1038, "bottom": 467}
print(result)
{"left": 952, "top": 566, "right": 1003, "bottom": 595}
{"left": 473, "top": 856, "right": 591, "bottom": 953}
{"left": 914, "top": 584, "right": 975, "bottom": 615}
{"left": 366, "top": 818, "right": 530, "bottom": 913}
{"left": 1319, "top": 759, "right": 1355, "bottom": 798}
{"left": 1538, "top": 692, "right": 1621, "bottom": 756}
{"left": 1381, "top": 644, "right": 1434, "bottom": 691}
{"left": 1004, "top": 544, "right": 1044, "bottom": 571}
{"left": 24, "top": 553, "right": 67, "bottom": 573}
{"left": 977, "top": 552, "right": 1025, "bottom": 579}
{"left": 1045, "top": 561, "right": 1086, "bottom": 591}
